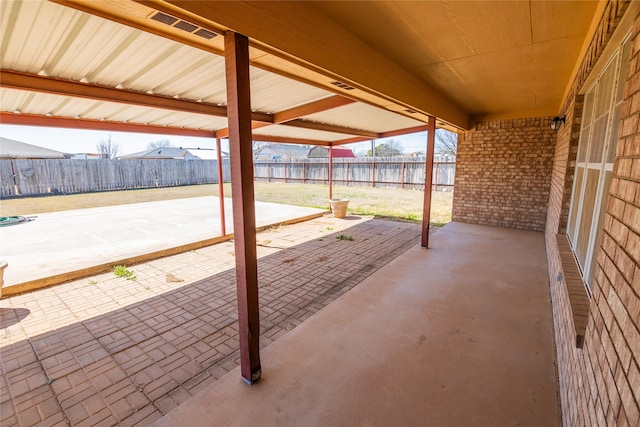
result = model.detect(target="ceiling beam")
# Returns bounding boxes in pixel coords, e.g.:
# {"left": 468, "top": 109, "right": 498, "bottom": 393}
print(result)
{"left": 216, "top": 122, "right": 268, "bottom": 139}
{"left": 379, "top": 124, "right": 430, "bottom": 138}
{"left": 0, "top": 112, "right": 216, "bottom": 138}
{"left": 284, "top": 119, "right": 378, "bottom": 138}
{"left": 215, "top": 95, "right": 355, "bottom": 138}
{"left": 1, "top": 69, "right": 226, "bottom": 117}
{"left": 3, "top": 110, "right": 335, "bottom": 144}
{"left": 330, "top": 136, "right": 371, "bottom": 146}
{"left": 252, "top": 134, "right": 330, "bottom": 146}
{"left": 217, "top": 118, "right": 376, "bottom": 140}
{"left": 329, "top": 123, "right": 433, "bottom": 146}
{"left": 0, "top": 69, "right": 272, "bottom": 123}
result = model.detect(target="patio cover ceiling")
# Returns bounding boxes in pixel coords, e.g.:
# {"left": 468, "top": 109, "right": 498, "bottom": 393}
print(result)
{"left": 0, "top": 0, "right": 601, "bottom": 142}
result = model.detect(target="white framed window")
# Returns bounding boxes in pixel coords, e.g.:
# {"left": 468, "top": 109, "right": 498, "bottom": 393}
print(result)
{"left": 567, "top": 34, "right": 631, "bottom": 290}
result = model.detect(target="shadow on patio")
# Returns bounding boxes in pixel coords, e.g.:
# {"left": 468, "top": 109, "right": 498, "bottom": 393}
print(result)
{"left": 0, "top": 215, "right": 421, "bottom": 426}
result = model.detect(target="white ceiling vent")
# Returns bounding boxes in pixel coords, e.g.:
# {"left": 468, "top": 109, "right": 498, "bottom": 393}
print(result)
{"left": 149, "top": 11, "right": 218, "bottom": 40}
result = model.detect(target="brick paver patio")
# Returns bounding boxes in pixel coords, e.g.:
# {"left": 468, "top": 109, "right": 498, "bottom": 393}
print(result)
{"left": 1, "top": 215, "right": 422, "bottom": 426}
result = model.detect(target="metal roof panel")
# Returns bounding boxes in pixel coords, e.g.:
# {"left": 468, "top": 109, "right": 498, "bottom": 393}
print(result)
{"left": 302, "top": 103, "right": 424, "bottom": 133}
{"left": 250, "top": 68, "right": 334, "bottom": 113}
{"left": 255, "top": 124, "right": 355, "bottom": 142}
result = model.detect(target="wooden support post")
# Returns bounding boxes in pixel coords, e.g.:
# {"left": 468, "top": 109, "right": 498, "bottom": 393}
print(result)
{"left": 421, "top": 118, "right": 436, "bottom": 248}
{"left": 224, "top": 31, "right": 261, "bottom": 384}
{"left": 329, "top": 146, "right": 334, "bottom": 200}
{"left": 216, "top": 137, "right": 227, "bottom": 236}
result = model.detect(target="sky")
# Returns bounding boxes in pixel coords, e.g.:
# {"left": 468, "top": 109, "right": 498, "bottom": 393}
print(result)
{"left": 0, "top": 124, "right": 433, "bottom": 159}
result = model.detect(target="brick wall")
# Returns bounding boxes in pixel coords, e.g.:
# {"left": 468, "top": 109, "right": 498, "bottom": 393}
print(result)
{"left": 545, "top": 95, "right": 593, "bottom": 425}
{"left": 452, "top": 117, "right": 555, "bottom": 231}
{"left": 545, "top": 9, "right": 640, "bottom": 427}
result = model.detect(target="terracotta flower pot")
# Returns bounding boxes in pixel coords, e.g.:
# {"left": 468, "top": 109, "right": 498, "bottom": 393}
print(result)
{"left": 329, "top": 199, "right": 349, "bottom": 218}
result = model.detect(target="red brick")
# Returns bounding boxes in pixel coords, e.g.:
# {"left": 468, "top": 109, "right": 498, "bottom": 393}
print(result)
{"left": 546, "top": 8, "right": 640, "bottom": 427}
{"left": 627, "top": 232, "right": 640, "bottom": 266}
{"left": 625, "top": 325, "right": 640, "bottom": 365}
{"left": 609, "top": 218, "right": 630, "bottom": 247}
{"left": 621, "top": 115, "right": 639, "bottom": 137}
{"left": 617, "top": 367, "right": 640, "bottom": 426}
{"left": 623, "top": 204, "right": 640, "bottom": 235}
{"left": 610, "top": 196, "right": 627, "bottom": 219}
{"left": 615, "top": 247, "right": 636, "bottom": 284}
{"left": 454, "top": 117, "right": 555, "bottom": 231}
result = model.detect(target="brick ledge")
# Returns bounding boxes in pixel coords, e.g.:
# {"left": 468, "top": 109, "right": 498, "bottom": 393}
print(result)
{"left": 556, "top": 234, "right": 590, "bottom": 348}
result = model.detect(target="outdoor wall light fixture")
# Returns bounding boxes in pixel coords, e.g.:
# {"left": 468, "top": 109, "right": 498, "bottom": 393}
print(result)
{"left": 550, "top": 116, "right": 566, "bottom": 130}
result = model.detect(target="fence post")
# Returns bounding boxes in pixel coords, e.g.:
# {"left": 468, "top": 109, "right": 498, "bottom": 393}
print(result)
{"left": 401, "top": 161, "right": 406, "bottom": 189}
{"left": 216, "top": 137, "right": 227, "bottom": 236}
{"left": 346, "top": 161, "right": 350, "bottom": 187}
{"left": 372, "top": 161, "right": 376, "bottom": 188}
{"left": 323, "top": 162, "right": 326, "bottom": 185}
{"left": 9, "top": 159, "right": 20, "bottom": 195}
{"left": 329, "top": 146, "right": 333, "bottom": 199}
{"left": 302, "top": 161, "right": 306, "bottom": 184}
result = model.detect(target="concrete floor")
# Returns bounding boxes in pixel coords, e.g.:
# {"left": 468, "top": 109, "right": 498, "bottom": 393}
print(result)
{"left": 154, "top": 222, "right": 561, "bottom": 427}
{"left": 0, "top": 197, "right": 324, "bottom": 290}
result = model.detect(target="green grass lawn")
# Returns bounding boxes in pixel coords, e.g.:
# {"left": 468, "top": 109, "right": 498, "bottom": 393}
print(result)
{"left": 0, "top": 182, "right": 453, "bottom": 224}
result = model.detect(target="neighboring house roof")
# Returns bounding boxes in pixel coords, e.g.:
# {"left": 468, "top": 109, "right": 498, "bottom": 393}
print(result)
{"left": 308, "top": 146, "right": 355, "bottom": 158}
{"left": 0, "top": 137, "right": 68, "bottom": 159}
{"left": 119, "top": 147, "right": 201, "bottom": 160}
{"left": 255, "top": 144, "right": 310, "bottom": 160}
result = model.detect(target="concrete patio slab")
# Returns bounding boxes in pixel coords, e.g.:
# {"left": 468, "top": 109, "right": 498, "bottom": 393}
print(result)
{"left": 154, "top": 222, "right": 560, "bottom": 427}
{"left": 0, "top": 197, "right": 324, "bottom": 292}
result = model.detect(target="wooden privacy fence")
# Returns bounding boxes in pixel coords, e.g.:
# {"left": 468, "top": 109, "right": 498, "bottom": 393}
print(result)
{"left": 0, "top": 159, "right": 231, "bottom": 197}
{"left": 254, "top": 158, "right": 455, "bottom": 191}
{"left": 0, "top": 157, "right": 455, "bottom": 197}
